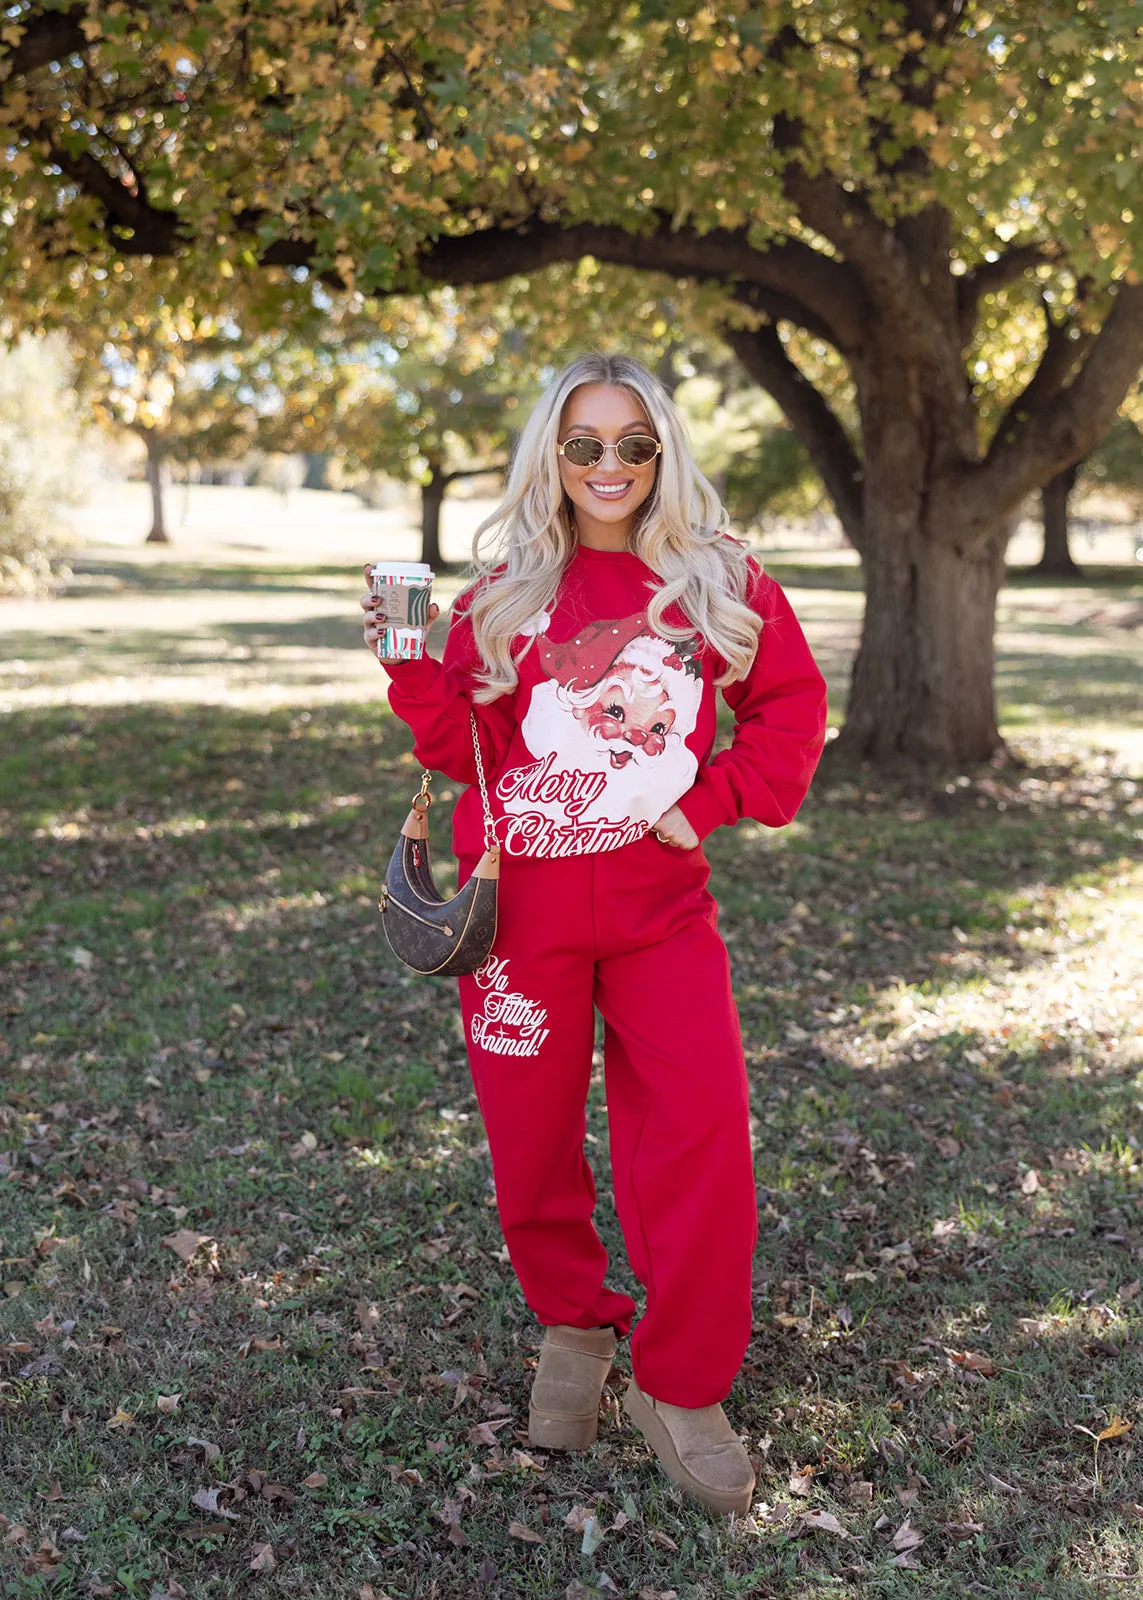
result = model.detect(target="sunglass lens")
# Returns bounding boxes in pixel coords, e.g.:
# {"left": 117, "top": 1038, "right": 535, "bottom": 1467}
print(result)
{"left": 562, "top": 437, "right": 604, "bottom": 467}
{"left": 617, "top": 435, "right": 660, "bottom": 466}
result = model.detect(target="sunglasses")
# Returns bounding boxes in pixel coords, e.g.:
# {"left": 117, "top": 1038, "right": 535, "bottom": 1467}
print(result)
{"left": 557, "top": 433, "right": 663, "bottom": 468}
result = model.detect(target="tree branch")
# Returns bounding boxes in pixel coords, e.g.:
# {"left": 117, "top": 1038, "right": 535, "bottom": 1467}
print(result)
{"left": 985, "top": 297, "right": 1094, "bottom": 460}
{"left": 441, "top": 460, "right": 509, "bottom": 485}
{"left": 719, "top": 306, "right": 865, "bottom": 549}
{"left": 956, "top": 244, "right": 1057, "bottom": 344}
{"left": 953, "top": 280, "right": 1143, "bottom": 540}
{"left": 42, "top": 137, "right": 191, "bottom": 254}
{"left": 409, "top": 213, "right": 868, "bottom": 353}
{"left": 0, "top": 5, "right": 88, "bottom": 81}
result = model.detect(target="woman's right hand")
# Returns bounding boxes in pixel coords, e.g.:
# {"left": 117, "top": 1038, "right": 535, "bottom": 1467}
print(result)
{"left": 360, "top": 564, "right": 440, "bottom": 662}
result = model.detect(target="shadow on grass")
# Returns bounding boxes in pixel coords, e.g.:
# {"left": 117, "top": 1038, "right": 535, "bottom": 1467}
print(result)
{"left": 1004, "top": 564, "right": 1143, "bottom": 590}
{"left": 61, "top": 555, "right": 477, "bottom": 598}
{"left": 997, "top": 651, "right": 1143, "bottom": 729}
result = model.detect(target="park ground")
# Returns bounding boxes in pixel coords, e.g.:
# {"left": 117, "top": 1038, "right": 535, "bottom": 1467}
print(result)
{"left": 1, "top": 484, "right": 1143, "bottom": 1599}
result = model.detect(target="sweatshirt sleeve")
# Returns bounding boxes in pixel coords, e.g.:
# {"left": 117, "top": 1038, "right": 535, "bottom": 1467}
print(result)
{"left": 674, "top": 559, "right": 828, "bottom": 842}
{"left": 380, "top": 582, "right": 518, "bottom": 785}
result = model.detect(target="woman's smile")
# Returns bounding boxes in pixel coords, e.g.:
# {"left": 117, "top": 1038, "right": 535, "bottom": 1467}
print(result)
{"left": 586, "top": 479, "right": 634, "bottom": 500}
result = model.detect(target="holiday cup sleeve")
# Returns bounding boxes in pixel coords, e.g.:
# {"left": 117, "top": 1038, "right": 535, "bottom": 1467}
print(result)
{"left": 674, "top": 562, "right": 828, "bottom": 842}
{"left": 382, "top": 579, "right": 518, "bottom": 786}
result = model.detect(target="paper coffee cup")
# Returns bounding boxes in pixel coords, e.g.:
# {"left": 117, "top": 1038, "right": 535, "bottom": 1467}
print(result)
{"left": 370, "top": 561, "right": 433, "bottom": 660}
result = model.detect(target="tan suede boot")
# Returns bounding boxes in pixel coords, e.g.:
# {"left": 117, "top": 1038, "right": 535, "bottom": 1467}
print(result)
{"left": 527, "top": 1324, "right": 616, "bottom": 1450}
{"left": 623, "top": 1376, "right": 756, "bottom": 1516}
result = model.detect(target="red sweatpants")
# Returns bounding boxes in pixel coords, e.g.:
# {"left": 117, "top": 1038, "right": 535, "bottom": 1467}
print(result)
{"left": 456, "top": 832, "right": 758, "bottom": 1408}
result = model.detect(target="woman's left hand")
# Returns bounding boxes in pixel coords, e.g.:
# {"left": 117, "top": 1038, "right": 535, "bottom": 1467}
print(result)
{"left": 650, "top": 804, "right": 699, "bottom": 850}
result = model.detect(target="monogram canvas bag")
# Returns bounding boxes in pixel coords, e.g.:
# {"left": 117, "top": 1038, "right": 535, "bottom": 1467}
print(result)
{"left": 378, "top": 709, "right": 500, "bottom": 977}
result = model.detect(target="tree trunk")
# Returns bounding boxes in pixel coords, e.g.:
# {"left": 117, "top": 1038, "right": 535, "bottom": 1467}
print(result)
{"left": 420, "top": 464, "right": 446, "bottom": 567}
{"left": 1035, "top": 463, "right": 1081, "bottom": 576}
{"left": 144, "top": 432, "right": 170, "bottom": 545}
{"left": 840, "top": 522, "right": 1008, "bottom": 763}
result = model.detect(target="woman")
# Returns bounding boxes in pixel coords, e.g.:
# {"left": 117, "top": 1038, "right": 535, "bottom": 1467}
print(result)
{"left": 361, "top": 352, "right": 828, "bottom": 1517}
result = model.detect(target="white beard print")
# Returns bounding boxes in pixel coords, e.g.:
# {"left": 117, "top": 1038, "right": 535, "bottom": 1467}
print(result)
{"left": 498, "top": 631, "right": 702, "bottom": 844}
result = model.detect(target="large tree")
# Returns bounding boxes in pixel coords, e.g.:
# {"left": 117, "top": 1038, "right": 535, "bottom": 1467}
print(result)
{"left": 4, "top": 2, "right": 1143, "bottom": 761}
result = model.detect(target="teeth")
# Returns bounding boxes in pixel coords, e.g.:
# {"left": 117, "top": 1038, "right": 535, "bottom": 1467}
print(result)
{"left": 588, "top": 482, "right": 631, "bottom": 495}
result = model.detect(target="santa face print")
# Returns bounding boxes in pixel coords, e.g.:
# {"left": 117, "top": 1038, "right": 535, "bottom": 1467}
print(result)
{"left": 573, "top": 656, "right": 677, "bottom": 770}
{"left": 494, "top": 612, "right": 705, "bottom": 858}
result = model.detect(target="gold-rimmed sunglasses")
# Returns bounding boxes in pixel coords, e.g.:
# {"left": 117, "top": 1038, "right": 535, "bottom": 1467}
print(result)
{"left": 557, "top": 433, "right": 663, "bottom": 468}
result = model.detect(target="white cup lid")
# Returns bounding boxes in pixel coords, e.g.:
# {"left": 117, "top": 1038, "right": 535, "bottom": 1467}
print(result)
{"left": 370, "top": 562, "right": 433, "bottom": 577}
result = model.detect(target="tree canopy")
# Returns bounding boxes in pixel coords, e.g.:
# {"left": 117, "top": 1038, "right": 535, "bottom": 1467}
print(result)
{"left": 5, "top": 1, "right": 1142, "bottom": 759}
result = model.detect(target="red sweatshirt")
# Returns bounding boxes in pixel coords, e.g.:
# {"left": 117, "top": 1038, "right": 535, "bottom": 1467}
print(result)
{"left": 382, "top": 540, "right": 828, "bottom": 862}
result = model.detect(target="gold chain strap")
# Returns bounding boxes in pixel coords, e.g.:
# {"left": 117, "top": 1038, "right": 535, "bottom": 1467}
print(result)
{"left": 413, "top": 707, "right": 498, "bottom": 852}
{"left": 469, "top": 708, "right": 499, "bottom": 851}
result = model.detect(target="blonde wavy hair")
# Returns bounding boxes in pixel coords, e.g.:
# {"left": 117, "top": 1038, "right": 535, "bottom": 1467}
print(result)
{"left": 463, "top": 351, "right": 762, "bottom": 703}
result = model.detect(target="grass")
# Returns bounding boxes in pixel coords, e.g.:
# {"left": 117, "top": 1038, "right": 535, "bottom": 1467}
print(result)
{"left": 1, "top": 540, "right": 1142, "bottom": 1599}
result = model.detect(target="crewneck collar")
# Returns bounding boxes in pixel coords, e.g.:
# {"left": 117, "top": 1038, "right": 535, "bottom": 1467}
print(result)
{"left": 572, "top": 540, "right": 645, "bottom": 562}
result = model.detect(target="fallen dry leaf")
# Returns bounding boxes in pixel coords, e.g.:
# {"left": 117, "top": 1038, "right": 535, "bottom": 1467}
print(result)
{"left": 788, "top": 1470, "right": 814, "bottom": 1497}
{"left": 192, "top": 1488, "right": 240, "bottom": 1523}
{"left": 1019, "top": 1169, "right": 1040, "bottom": 1194}
{"left": 648, "top": 1527, "right": 679, "bottom": 1551}
{"left": 434, "top": 1498, "right": 469, "bottom": 1547}
{"left": 186, "top": 1435, "right": 220, "bottom": 1464}
{"left": 302, "top": 1471, "right": 327, "bottom": 1488}
{"left": 1097, "top": 1416, "right": 1134, "bottom": 1442}
{"left": 467, "top": 1419, "right": 512, "bottom": 1447}
{"left": 891, "top": 1516, "right": 925, "bottom": 1553}
{"left": 249, "top": 1541, "right": 276, "bottom": 1573}
{"left": 773, "top": 1312, "right": 812, "bottom": 1334}
{"left": 507, "top": 1519, "right": 544, "bottom": 1543}
{"left": 237, "top": 1335, "right": 283, "bottom": 1358}
{"left": 106, "top": 1407, "right": 134, "bottom": 1430}
{"left": 36, "top": 1482, "right": 63, "bottom": 1503}
{"left": 156, "top": 1393, "right": 181, "bottom": 1414}
{"left": 162, "top": 1230, "right": 210, "bottom": 1265}
{"left": 947, "top": 1349, "right": 997, "bottom": 1376}
{"left": 800, "top": 1510, "right": 854, "bottom": 1539}
{"left": 944, "top": 1520, "right": 985, "bottom": 1541}
{"left": 564, "top": 1504, "right": 595, "bottom": 1532}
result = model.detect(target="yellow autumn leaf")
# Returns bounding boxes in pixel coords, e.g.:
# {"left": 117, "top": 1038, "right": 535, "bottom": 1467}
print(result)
{"left": 107, "top": 1407, "right": 135, "bottom": 1429}
{"left": 1097, "top": 1416, "right": 1134, "bottom": 1442}
{"left": 157, "top": 42, "right": 196, "bottom": 74}
{"left": 545, "top": 0, "right": 574, "bottom": 10}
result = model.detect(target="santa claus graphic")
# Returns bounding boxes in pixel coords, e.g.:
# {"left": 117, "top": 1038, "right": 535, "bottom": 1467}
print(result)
{"left": 496, "top": 611, "right": 704, "bottom": 850}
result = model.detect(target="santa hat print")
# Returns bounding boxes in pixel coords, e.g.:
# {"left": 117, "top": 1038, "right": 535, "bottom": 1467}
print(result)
{"left": 538, "top": 611, "right": 651, "bottom": 692}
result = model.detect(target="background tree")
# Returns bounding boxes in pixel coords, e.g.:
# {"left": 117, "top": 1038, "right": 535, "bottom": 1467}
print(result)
{"left": 69, "top": 271, "right": 348, "bottom": 542}
{"left": 1081, "top": 412, "right": 1143, "bottom": 528}
{"left": 5, "top": 3, "right": 1143, "bottom": 761}
{"left": 324, "top": 295, "right": 524, "bottom": 567}
{"left": 0, "top": 329, "right": 99, "bottom": 591}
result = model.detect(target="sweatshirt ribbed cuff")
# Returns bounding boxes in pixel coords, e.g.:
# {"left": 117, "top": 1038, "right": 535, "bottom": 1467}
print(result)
{"left": 675, "top": 775, "right": 734, "bottom": 843}
{"left": 381, "top": 653, "right": 443, "bottom": 695}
